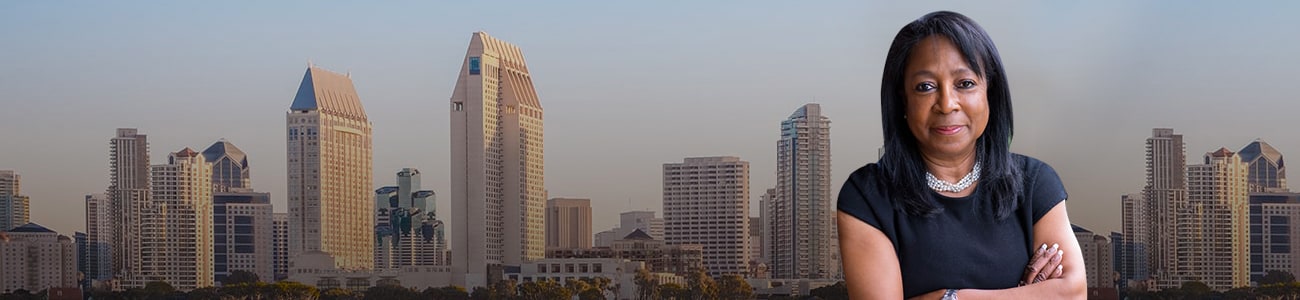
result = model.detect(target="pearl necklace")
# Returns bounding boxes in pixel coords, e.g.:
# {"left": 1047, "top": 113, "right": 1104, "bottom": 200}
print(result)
{"left": 926, "top": 162, "right": 981, "bottom": 193}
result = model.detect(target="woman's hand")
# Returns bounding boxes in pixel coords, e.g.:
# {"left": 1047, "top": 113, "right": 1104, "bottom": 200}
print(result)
{"left": 1021, "top": 243, "right": 1065, "bottom": 286}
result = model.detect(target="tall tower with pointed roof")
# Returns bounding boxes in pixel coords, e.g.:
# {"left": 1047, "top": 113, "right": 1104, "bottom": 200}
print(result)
{"left": 450, "top": 32, "right": 546, "bottom": 287}
{"left": 1239, "top": 139, "right": 1287, "bottom": 192}
{"left": 286, "top": 65, "right": 374, "bottom": 271}
{"left": 202, "top": 139, "right": 252, "bottom": 192}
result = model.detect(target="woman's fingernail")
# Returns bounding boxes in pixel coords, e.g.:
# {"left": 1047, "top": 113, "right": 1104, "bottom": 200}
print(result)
{"left": 1058, "top": 265, "right": 1063, "bottom": 271}
{"left": 1058, "top": 250, "right": 1064, "bottom": 256}
{"left": 1040, "top": 244, "right": 1047, "bottom": 251}
{"left": 1052, "top": 243, "right": 1059, "bottom": 250}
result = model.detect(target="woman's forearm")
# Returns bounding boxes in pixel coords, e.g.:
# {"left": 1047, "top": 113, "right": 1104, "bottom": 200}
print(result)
{"left": 955, "top": 276, "right": 1086, "bottom": 300}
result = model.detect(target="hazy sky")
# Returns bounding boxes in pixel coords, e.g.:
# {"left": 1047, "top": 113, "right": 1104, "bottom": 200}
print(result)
{"left": 3, "top": 1, "right": 1299, "bottom": 237}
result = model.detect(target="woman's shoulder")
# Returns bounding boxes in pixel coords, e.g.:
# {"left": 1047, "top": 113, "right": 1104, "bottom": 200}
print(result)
{"left": 1011, "top": 153, "right": 1056, "bottom": 178}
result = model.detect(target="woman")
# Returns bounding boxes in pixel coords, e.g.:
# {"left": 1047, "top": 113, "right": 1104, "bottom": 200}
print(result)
{"left": 837, "top": 11, "right": 1087, "bottom": 299}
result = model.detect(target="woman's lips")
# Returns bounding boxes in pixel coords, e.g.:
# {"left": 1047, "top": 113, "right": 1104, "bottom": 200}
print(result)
{"left": 933, "top": 125, "right": 964, "bottom": 135}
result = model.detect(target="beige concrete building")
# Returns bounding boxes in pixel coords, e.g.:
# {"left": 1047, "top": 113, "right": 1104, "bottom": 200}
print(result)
{"left": 594, "top": 211, "right": 665, "bottom": 248}
{"left": 546, "top": 198, "right": 591, "bottom": 249}
{"left": 109, "top": 128, "right": 151, "bottom": 288}
{"left": 1074, "top": 225, "right": 1114, "bottom": 290}
{"left": 548, "top": 229, "right": 704, "bottom": 277}
{"left": 0, "top": 223, "right": 77, "bottom": 294}
{"left": 286, "top": 65, "right": 374, "bottom": 271}
{"left": 212, "top": 191, "right": 273, "bottom": 285}
{"left": 1142, "top": 128, "right": 1187, "bottom": 288}
{"left": 135, "top": 148, "right": 214, "bottom": 290}
{"left": 287, "top": 251, "right": 453, "bottom": 291}
{"left": 662, "top": 156, "right": 750, "bottom": 277}
{"left": 450, "top": 32, "right": 546, "bottom": 288}
{"left": 1172, "top": 148, "right": 1250, "bottom": 290}
{"left": 0, "top": 170, "right": 29, "bottom": 232}
{"left": 769, "top": 103, "right": 836, "bottom": 279}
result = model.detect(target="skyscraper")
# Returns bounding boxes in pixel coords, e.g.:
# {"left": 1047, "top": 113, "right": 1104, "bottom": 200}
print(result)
{"left": 450, "top": 32, "right": 546, "bottom": 287}
{"left": 202, "top": 139, "right": 252, "bottom": 193}
{"left": 545, "top": 198, "right": 592, "bottom": 249}
{"left": 0, "top": 170, "right": 29, "bottom": 231}
{"left": 663, "top": 156, "right": 750, "bottom": 277}
{"left": 109, "top": 128, "right": 150, "bottom": 286}
{"left": 84, "top": 193, "right": 112, "bottom": 281}
{"left": 374, "top": 168, "right": 446, "bottom": 269}
{"left": 1247, "top": 192, "right": 1300, "bottom": 285}
{"left": 286, "top": 65, "right": 375, "bottom": 271}
{"left": 769, "top": 103, "right": 836, "bottom": 279}
{"left": 1178, "top": 148, "right": 1249, "bottom": 290}
{"left": 1119, "top": 192, "right": 1148, "bottom": 286}
{"left": 213, "top": 191, "right": 273, "bottom": 284}
{"left": 1074, "top": 225, "right": 1114, "bottom": 292}
{"left": 1239, "top": 139, "right": 1287, "bottom": 193}
{"left": 759, "top": 188, "right": 774, "bottom": 267}
{"left": 1144, "top": 128, "right": 1186, "bottom": 287}
{"left": 138, "top": 147, "right": 215, "bottom": 290}
{"left": 272, "top": 213, "right": 289, "bottom": 281}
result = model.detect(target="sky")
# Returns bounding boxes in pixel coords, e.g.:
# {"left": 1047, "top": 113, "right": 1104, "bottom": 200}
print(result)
{"left": 3, "top": 1, "right": 1300, "bottom": 237}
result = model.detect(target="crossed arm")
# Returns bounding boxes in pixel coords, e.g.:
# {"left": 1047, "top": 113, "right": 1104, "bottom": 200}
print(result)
{"left": 837, "top": 201, "right": 1087, "bottom": 299}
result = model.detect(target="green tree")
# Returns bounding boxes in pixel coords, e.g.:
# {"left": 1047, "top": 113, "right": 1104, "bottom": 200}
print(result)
{"left": 717, "top": 275, "right": 753, "bottom": 300}
{"left": 186, "top": 287, "right": 221, "bottom": 300}
{"left": 363, "top": 285, "right": 418, "bottom": 300}
{"left": 320, "top": 288, "right": 358, "bottom": 300}
{"left": 810, "top": 281, "right": 848, "bottom": 300}
{"left": 223, "top": 270, "right": 262, "bottom": 286}
{"left": 565, "top": 278, "right": 591, "bottom": 297}
{"left": 633, "top": 268, "right": 659, "bottom": 300}
{"left": 1264, "top": 270, "right": 1298, "bottom": 285}
{"left": 141, "top": 281, "right": 175, "bottom": 300}
{"left": 517, "top": 279, "right": 569, "bottom": 300}
{"left": 659, "top": 283, "right": 688, "bottom": 300}
{"left": 428, "top": 285, "right": 468, "bottom": 300}
{"left": 271, "top": 281, "right": 320, "bottom": 300}
{"left": 1180, "top": 281, "right": 1211, "bottom": 298}
{"left": 470, "top": 286, "right": 490, "bottom": 300}
{"left": 685, "top": 269, "right": 718, "bottom": 300}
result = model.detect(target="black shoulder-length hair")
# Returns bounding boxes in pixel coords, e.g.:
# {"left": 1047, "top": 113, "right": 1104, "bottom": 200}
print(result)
{"left": 878, "top": 11, "right": 1023, "bottom": 220}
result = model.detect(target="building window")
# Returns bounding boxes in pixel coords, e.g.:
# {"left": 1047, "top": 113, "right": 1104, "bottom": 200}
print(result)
{"left": 453, "top": 102, "right": 464, "bottom": 111}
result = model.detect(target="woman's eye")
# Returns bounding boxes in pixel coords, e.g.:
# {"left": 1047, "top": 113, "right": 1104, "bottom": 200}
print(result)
{"left": 957, "top": 79, "right": 977, "bottom": 89}
{"left": 915, "top": 82, "right": 936, "bottom": 92}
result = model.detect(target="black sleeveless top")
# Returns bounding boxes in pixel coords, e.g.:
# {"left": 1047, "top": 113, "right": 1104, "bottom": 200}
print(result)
{"left": 836, "top": 154, "right": 1067, "bottom": 298}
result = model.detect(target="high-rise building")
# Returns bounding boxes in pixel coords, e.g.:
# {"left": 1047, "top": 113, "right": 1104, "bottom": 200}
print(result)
{"left": 136, "top": 148, "right": 215, "bottom": 290}
{"left": 769, "top": 103, "right": 835, "bottom": 279}
{"left": 1074, "top": 225, "right": 1114, "bottom": 291}
{"left": 1177, "top": 148, "right": 1250, "bottom": 290}
{"left": 663, "top": 156, "right": 750, "bottom": 277}
{"left": 1239, "top": 139, "right": 1287, "bottom": 193}
{"left": 1110, "top": 231, "right": 1125, "bottom": 290}
{"left": 759, "top": 188, "right": 775, "bottom": 267}
{"left": 75, "top": 231, "right": 88, "bottom": 278}
{"left": 213, "top": 191, "right": 273, "bottom": 284}
{"left": 1144, "top": 128, "right": 1186, "bottom": 287}
{"left": 272, "top": 213, "right": 289, "bottom": 281}
{"left": 1247, "top": 192, "right": 1300, "bottom": 285}
{"left": 374, "top": 168, "right": 447, "bottom": 269}
{"left": 84, "top": 193, "right": 112, "bottom": 281}
{"left": 450, "top": 32, "right": 546, "bottom": 287}
{"left": 286, "top": 65, "right": 374, "bottom": 271}
{"left": 749, "top": 216, "right": 762, "bottom": 269}
{"left": 1119, "top": 192, "right": 1148, "bottom": 286}
{"left": 202, "top": 139, "right": 252, "bottom": 193}
{"left": 0, "top": 170, "right": 30, "bottom": 231}
{"left": 594, "top": 228, "right": 619, "bottom": 248}
{"left": 0, "top": 223, "right": 78, "bottom": 293}
{"left": 545, "top": 198, "right": 591, "bottom": 249}
{"left": 617, "top": 211, "right": 664, "bottom": 241}
{"left": 109, "top": 128, "right": 151, "bottom": 287}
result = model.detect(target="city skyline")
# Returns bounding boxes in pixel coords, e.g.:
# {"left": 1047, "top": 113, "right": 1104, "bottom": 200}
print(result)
{"left": 7, "top": 2, "right": 1300, "bottom": 237}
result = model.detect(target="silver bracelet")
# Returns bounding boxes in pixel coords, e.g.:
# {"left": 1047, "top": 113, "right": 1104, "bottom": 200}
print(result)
{"left": 941, "top": 289, "right": 958, "bottom": 300}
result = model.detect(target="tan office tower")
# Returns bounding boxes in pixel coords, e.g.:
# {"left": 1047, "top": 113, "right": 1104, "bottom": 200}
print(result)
{"left": 138, "top": 148, "right": 215, "bottom": 290}
{"left": 272, "top": 213, "right": 289, "bottom": 281}
{"left": 1181, "top": 148, "right": 1250, "bottom": 290}
{"left": 545, "top": 198, "right": 592, "bottom": 249}
{"left": 109, "top": 128, "right": 151, "bottom": 287}
{"left": 286, "top": 65, "right": 374, "bottom": 270}
{"left": 0, "top": 170, "right": 29, "bottom": 231}
{"left": 1145, "top": 128, "right": 1186, "bottom": 288}
{"left": 450, "top": 32, "right": 546, "bottom": 287}
{"left": 769, "top": 103, "right": 836, "bottom": 279}
{"left": 663, "top": 156, "right": 750, "bottom": 277}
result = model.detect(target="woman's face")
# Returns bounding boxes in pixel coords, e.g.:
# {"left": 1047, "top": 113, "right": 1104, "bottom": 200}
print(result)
{"left": 903, "top": 35, "right": 989, "bottom": 160}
